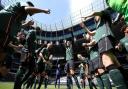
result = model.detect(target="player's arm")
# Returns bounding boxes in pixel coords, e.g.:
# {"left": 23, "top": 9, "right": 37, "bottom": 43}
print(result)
{"left": 8, "top": 41, "right": 23, "bottom": 49}
{"left": 84, "top": 64, "right": 89, "bottom": 76}
{"left": 22, "top": 20, "right": 34, "bottom": 27}
{"left": 115, "top": 43, "right": 122, "bottom": 51}
{"left": 86, "top": 39, "right": 96, "bottom": 46}
{"left": 82, "top": 11, "right": 102, "bottom": 19}
{"left": 63, "top": 40, "right": 67, "bottom": 48}
{"left": 80, "top": 22, "right": 96, "bottom": 36}
{"left": 8, "top": 41, "right": 18, "bottom": 48}
{"left": 25, "top": 7, "right": 50, "bottom": 15}
{"left": 49, "top": 54, "right": 53, "bottom": 60}
{"left": 82, "top": 39, "right": 96, "bottom": 47}
{"left": 69, "top": 29, "right": 75, "bottom": 45}
{"left": 39, "top": 52, "right": 46, "bottom": 62}
{"left": 8, "top": 42, "right": 24, "bottom": 53}
{"left": 81, "top": 11, "right": 106, "bottom": 36}
{"left": 78, "top": 63, "right": 82, "bottom": 68}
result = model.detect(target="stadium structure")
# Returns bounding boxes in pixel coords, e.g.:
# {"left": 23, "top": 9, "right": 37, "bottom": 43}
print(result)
{"left": 0, "top": 0, "right": 128, "bottom": 85}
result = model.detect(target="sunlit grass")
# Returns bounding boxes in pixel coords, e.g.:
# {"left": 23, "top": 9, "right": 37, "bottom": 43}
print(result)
{"left": 0, "top": 82, "right": 116, "bottom": 89}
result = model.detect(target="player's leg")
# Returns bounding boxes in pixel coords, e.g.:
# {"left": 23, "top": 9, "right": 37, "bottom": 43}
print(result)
{"left": 44, "top": 74, "right": 48, "bottom": 89}
{"left": 58, "top": 76, "right": 60, "bottom": 89}
{"left": 70, "top": 60, "right": 81, "bottom": 89}
{"left": 67, "top": 74, "right": 72, "bottom": 89}
{"left": 25, "top": 73, "right": 36, "bottom": 89}
{"left": 97, "top": 69, "right": 112, "bottom": 89}
{"left": 99, "top": 36, "right": 128, "bottom": 89}
{"left": 102, "top": 52, "right": 127, "bottom": 89}
{"left": 37, "top": 73, "right": 44, "bottom": 89}
{"left": 88, "top": 77, "right": 94, "bottom": 89}
{"left": 100, "top": 73, "right": 112, "bottom": 89}
{"left": 13, "top": 66, "right": 26, "bottom": 89}
{"left": 96, "top": 75, "right": 104, "bottom": 89}
{"left": 55, "top": 76, "right": 57, "bottom": 88}
{"left": 65, "top": 62, "right": 72, "bottom": 89}
{"left": 83, "top": 79, "right": 86, "bottom": 89}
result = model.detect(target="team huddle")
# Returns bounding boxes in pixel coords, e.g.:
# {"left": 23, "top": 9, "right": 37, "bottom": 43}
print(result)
{"left": 0, "top": 0, "right": 128, "bottom": 89}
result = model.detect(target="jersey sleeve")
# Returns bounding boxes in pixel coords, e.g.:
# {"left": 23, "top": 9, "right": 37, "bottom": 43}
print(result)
{"left": 101, "top": 10, "right": 112, "bottom": 25}
{"left": 40, "top": 48, "right": 45, "bottom": 54}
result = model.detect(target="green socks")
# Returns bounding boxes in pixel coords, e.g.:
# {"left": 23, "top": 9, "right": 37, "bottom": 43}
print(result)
{"left": 101, "top": 73, "right": 112, "bottom": 89}
{"left": 44, "top": 77, "right": 48, "bottom": 89}
{"left": 37, "top": 76, "right": 43, "bottom": 89}
{"left": 96, "top": 76, "right": 104, "bottom": 89}
{"left": 67, "top": 76, "right": 72, "bottom": 89}
{"left": 73, "top": 75, "right": 81, "bottom": 89}
{"left": 109, "top": 69, "right": 128, "bottom": 89}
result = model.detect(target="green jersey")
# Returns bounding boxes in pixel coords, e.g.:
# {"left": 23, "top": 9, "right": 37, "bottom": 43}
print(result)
{"left": 26, "top": 30, "right": 36, "bottom": 53}
{"left": 26, "top": 30, "right": 36, "bottom": 43}
{"left": 106, "top": 0, "right": 128, "bottom": 24}
{"left": 93, "top": 11, "right": 114, "bottom": 43}
{"left": 79, "top": 57, "right": 89, "bottom": 74}
{"left": 120, "top": 36, "right": 128, "bottom": 52}
{"left": 40, "top": 48, "right": 50, "bottom": 61}
{"left": 79, "top": 65, "right": 85, "bottom": 74}
{"left": 66, "top": 46, "right": 73, "bottom": 61}
{"left": 89, "top": 46, "right": 99, "bottom": 60}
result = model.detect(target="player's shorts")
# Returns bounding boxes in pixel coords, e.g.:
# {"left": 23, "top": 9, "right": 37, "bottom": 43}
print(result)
{"left": 89, "top": 57, "right": 104, "bottom": 74}
{"left": 36, "top": 59, "right": 45, "bottom": 73}
{"left": 98, "top": 36, "right": 114, "bottom": 54}
{"left": 64, "top": 60, "right": 74, "bottom": 73}
{"left": 44, "top": 62, "right": 52, "bottom": 73}
{"left": 80, "top": 73, "right": 85, "bottom": 79}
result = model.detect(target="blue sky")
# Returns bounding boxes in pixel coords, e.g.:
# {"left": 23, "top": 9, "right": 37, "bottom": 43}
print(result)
{"left": 31, "top": 0, "right": 70, "bottom": 25}
{"left": 31, "top": 0, "right": 94, "bottom": 26}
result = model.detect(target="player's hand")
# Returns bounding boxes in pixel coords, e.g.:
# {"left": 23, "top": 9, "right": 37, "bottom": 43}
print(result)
{"left": 45, "top": 9, "right": 51, "bottom": 14}
{"left": 63, "top": 40, "right": 67, "bottom": 44}
{"left": 115, "top": 45, "right": 118, "bottom": 49}
{"left": 82, "top": 43, "right": 88, "bottom": 47}
{"left": 115, "top": 45, "right": 121, "bottom": 51}
{"left": 27, "top": 20, "right": 34, "bottom": 25}
{"left": 80, "top": 22, "right": 85, "bottom": 28}
{"left": 49, "top": 55, "right": 53, "bottom": 60}
{"left": 18, "top": 44, "right": 24, "bottom": 49}
{"left": 115, "top": 43, "right": 122, "bottom": 51}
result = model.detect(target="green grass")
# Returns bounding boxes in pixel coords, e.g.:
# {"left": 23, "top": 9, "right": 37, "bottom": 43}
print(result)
{"left": 0, "top": 82, "right": 116, "bottom": 89}
{"left": 0, "top": 82, "right": 14, "bottom": 89}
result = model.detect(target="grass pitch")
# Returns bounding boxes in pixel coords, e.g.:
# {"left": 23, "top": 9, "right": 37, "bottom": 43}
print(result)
{"left": 0, "top": 82, "right": 116, "bottom": 89}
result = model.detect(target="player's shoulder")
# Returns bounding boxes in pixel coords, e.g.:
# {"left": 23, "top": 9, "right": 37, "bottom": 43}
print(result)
{"left": 41, "top": 47, "right": 47, "bottom": 52}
